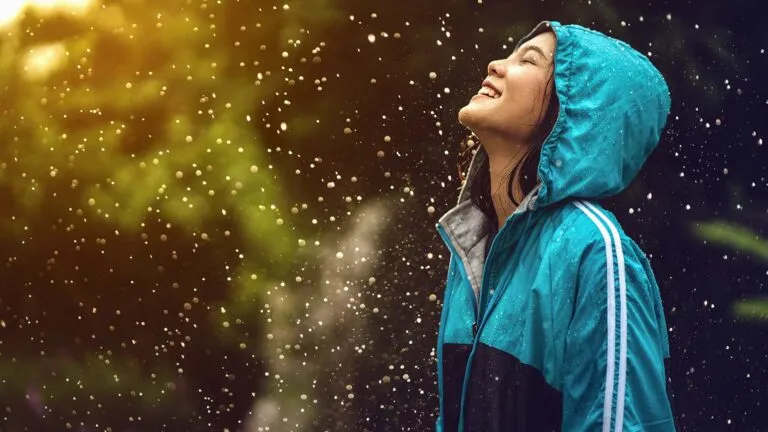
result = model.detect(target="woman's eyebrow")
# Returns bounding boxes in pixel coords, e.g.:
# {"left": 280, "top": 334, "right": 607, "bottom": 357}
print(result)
{"left": 512, "top": 45, "right": 550, "bottom": 62}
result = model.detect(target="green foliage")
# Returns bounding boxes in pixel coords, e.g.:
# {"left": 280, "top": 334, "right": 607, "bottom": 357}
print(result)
{"left": 691, "top": 220, "right": 768, "bottom": 323}
{"left": 692, "top": 220, "right": 768, "bottom": 263}
{"left": 0, "top": 353, "right": 186, "bottom": 411}
{"left": 732, "top": 298, "right": 768, "bottom": 322}
{"left": 0, "top": 0, "right": 323, "bottom": 428}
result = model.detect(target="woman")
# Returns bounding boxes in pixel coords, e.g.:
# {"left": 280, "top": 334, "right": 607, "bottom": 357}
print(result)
{"left": 434, "top": 21, "right": 677, "bottom": 431}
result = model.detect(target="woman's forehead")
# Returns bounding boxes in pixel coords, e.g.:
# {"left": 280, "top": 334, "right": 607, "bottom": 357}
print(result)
{"left": 507, "top": 33, "right": 556, "bottom": 62}
{"left": 517, "top": 32, "right": 556, "bottom": 54}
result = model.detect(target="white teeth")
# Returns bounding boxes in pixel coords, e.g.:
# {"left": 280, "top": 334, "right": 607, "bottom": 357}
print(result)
{"left": 477, "top": 86, "right": 500, "bottom": 98}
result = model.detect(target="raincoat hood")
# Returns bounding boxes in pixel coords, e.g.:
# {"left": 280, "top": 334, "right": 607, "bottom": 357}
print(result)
{"left": 454, "top": 20, "right": 671, "bottom": 213}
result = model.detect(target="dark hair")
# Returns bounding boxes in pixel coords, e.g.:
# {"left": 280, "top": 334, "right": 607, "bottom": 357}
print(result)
{"left": 457, "top": 59, "right": 559, "bottom": 227}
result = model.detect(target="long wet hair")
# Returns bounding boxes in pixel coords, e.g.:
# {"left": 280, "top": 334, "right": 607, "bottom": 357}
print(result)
{"left": 457, "top": 56, "right": 559, "bottom": 227}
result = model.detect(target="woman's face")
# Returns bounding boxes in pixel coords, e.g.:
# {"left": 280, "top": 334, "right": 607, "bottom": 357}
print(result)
{"left": 458, "top": 31, "right": 556, "bottom": 145}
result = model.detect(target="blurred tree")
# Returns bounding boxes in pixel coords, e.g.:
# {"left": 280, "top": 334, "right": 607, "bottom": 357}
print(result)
{"left": 0, "top": 0, "right": 334, "bottom": 429}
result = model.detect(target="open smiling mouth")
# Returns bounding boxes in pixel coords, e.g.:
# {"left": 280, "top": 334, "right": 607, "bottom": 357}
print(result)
{"left": 472, "top": 86, "right": 501, "bottom": 101}
{"left": 471, "top": 93, "right": 499, "bottom": 101}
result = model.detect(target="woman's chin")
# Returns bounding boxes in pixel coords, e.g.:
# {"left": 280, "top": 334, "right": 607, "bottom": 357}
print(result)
{"left": 457, "top": 102, "right": 484, "bottom": 127}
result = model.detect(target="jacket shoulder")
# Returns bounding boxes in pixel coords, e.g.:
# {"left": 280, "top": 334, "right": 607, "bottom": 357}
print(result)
{"left": 543, "top": 199, "right": 628, "bottom": 253}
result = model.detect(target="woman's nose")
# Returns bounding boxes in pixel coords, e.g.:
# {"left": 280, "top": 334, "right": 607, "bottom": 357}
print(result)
{"left": 487, "top": 59, "right": 504, "bottom": 77}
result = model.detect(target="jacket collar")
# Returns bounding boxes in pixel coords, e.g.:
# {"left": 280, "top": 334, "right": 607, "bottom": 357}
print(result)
{"left": 435, "top": 145, "right": 541, "bottom": 300}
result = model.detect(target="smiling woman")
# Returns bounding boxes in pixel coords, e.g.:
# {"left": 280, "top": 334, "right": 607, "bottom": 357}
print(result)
{"left": 458, "top": 30, "right": 559, "bottom": 229}
{"left": 435, "top": 20, "right": 676, "bottom": 432}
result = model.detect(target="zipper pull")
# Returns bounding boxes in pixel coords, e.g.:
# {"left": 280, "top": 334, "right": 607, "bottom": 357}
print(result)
{"left": 472, "top": 321, "right": 478, "bottom": 337}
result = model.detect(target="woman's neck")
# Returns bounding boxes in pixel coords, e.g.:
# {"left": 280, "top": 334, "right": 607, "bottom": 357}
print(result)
{"left": 486, "top": 148, "right": 527, "bottom": 230}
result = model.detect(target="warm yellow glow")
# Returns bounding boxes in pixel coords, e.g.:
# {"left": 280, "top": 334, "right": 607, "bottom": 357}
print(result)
{"left": 0, "top": 0, "right": 94, "bottom": 27}
{"left": 27, "top": 0, "right": 93, "bottom": 12}
{"left": 22, "top": 43, "right": 66, "bottom": 80}
{"left": 0, "top": 0, "right": 26, "bottom": 27}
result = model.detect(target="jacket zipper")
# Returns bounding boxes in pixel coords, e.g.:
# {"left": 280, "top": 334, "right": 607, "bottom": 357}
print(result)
{"left": 436, "top": 220, "right": 507, "bottom": 339}
{"left": 436, "top": 197, "right": 537, "bottom": 432}
{"left": 476, "top": 228, "right": 503, "bottom": 335}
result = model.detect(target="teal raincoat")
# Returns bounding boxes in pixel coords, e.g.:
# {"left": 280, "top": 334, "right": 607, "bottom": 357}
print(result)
{"left": 434, "top": 21, "right": 676, "bottom": 432}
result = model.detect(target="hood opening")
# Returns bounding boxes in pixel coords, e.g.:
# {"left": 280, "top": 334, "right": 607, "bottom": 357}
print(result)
{"left": 437, "top": 20, "right": 671, "bottom": 279}
{"left": 452, "top": 20, "right": 670, "bottom": 220}
{"left": 456, "top": 22, "right": 561, "bottom": 228}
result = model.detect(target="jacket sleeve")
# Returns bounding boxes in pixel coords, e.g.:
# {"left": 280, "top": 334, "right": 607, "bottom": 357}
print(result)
{"left": 560, "top": 236, "right": 676, "bottom": 432}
